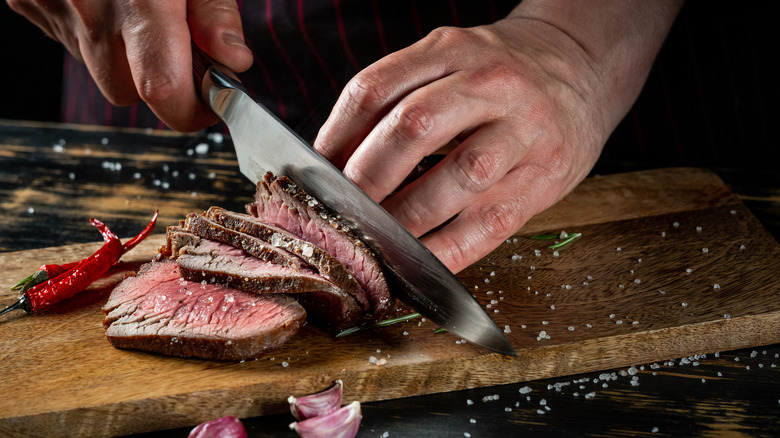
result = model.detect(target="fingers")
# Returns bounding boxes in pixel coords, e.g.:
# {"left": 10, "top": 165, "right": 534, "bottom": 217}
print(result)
{"left": 341, "top": 69, "right": 503, "bottom": 202}
{"left": 381, "top": 123, "right": 526, "bottom": 237}
{"left": 120, "top": 1, "right": 217, "bottom": 131}
{"left": 187, "top": 0, "right": 253, "bottom": 73}
{"left": 420, "top": 163, "right": 561, "bottom": 274}
{"left": 314, "top": 27, "right": 464, "bottom": 169}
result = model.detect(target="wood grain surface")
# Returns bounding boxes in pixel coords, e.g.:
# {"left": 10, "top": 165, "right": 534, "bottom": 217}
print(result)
{"left": 1, "top": 164, "right": 779, "bottom": 437}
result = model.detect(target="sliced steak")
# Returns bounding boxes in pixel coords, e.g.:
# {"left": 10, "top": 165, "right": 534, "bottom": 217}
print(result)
{"left": 182, "top": 212, "right": 304, "bottom": 271}
{"left": 103, "top": 261, "right": 306, "bottom": 361}
{"left": 204, "top": 206, "right": 369, "bottom": 313}
{"left": 248, "top": 173, "right": 393, "bottom": 320}
{"left": 169, "top": 229, "right": 364, "bottom": 330}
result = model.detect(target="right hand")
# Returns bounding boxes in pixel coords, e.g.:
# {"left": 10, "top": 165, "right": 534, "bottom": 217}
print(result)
{"left": 6, "top": 0, "right": 253, "bottom": 132}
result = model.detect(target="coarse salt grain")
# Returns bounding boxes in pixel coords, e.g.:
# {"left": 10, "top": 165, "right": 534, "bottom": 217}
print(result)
{"left": 519, "top": 386, "right": 532, "bottom": 394}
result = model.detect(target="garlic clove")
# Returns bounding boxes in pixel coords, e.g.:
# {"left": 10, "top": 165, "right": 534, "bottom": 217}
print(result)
{"left": 288, "top": 379, "right": 343, "bottom": 420}
{"left": 289, "top": 400, "right": 361, "bottom": 438}
{"left": 188, "top": 415, "right": 247, "bottom": 438}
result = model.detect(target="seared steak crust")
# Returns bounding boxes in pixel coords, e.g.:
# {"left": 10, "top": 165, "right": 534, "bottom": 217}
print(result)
{"left": 204, "top": 207, "right": 368, "bottom": 313}
{"left": 248, "top": 173, "right": 393, "bottom": 320}
{"left": 169, "top": 229, "right": 364, "bottom": 330}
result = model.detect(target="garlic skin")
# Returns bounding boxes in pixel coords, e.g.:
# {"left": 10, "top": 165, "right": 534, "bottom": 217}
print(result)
{"left": 288, "top": 380, "right": 343, "bottom": 420}
{"left": 289, "top": 401, "right": 362, "bottom": 438}
{"left": 188, "top": 415, "right": 247, "bottom": 438}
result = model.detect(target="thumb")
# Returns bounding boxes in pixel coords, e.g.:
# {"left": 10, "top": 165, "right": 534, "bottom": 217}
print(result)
{"left": 187, "top": 0, "right": 253, "bottom": 73}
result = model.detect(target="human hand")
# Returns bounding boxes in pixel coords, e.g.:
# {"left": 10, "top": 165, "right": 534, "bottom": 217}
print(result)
{"left": 314, "top": 0, "right": 682, "bottom": 273}
{"left": 6, "top": 0, "right": 253, "bottom": 131}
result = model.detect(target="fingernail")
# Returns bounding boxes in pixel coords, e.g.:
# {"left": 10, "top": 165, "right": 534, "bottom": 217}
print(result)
{"left": 222, "top": 30, "right": 249, "bottom": 49}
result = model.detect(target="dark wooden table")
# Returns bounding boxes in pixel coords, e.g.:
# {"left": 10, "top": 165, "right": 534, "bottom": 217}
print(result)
{"left": 1, "top": 120, "right": 778, "bottom": 437}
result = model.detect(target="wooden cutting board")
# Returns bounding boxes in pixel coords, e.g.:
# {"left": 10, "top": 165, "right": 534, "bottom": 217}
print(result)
{"left": 1, "top": 167, "right": 779, "bottom": 437}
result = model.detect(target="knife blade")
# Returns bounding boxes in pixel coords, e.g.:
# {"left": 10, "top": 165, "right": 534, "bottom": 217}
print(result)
{"left": 192, "top": 46, "right": 515, "bottom": 356}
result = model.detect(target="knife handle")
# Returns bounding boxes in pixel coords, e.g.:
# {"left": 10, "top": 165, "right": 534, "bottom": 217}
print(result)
{"left": 191, "top": 43, "right": 213, "bottom": 93}
{"left": 191, "top": 42, "right": 250, "bottom": 107}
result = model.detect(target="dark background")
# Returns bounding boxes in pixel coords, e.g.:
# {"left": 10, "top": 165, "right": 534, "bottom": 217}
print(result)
{"left": 1, "top": 1, "right": 778, "bottom": 170}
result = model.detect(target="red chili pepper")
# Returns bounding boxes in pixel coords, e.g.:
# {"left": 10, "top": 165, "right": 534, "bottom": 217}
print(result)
{"left": 11, "top": 211, "right": 158, "bottom": 294}
{"left": 23, "top": 218, "right": 123, "bottom": 311}
{"left": 122, "top": 210, "right": 158, "bottom": 253}
{"left": 2, "top": 211, "right": 158, "bottom": 316}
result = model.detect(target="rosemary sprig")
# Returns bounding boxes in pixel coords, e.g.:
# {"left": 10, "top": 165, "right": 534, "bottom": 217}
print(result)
{"left": 548, "top": 232, "right": 582, "bottom": 249}
{"left": 530, "top": 233, "right": 559, "bottom": 240}
{"left": 335, "top": 312, "right": 421, "bottom": 337}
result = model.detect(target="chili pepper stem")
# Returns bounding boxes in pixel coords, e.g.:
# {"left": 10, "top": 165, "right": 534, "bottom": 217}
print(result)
{"left": 0, "top": 295, "right": 31, "bottom": 317}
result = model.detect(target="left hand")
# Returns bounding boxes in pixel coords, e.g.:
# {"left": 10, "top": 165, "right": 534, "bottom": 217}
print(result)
{"left": 314, "top": 0, "right": 682, "bottom": 273}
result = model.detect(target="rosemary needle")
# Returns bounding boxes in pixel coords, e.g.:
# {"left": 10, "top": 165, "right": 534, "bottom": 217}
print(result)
{"left": 336, "top": 312, "right": 421, "bottom": 337}
{"left": 548, "top": 232, "right": 582, "bottom": 249}
{"left": 530, "top": 233, "right": 559, "bottom": 240}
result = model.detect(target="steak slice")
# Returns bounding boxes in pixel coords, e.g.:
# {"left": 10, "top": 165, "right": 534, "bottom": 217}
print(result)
{"left": 248, "top": 173, "right": 393, "bottom": 320}
{"left": 169, "top": 229, "right": 364, "bottom": 330}
{"left": 204, "top": 206, "right": 369, "bottom": 313}
{"left": 182, "top": 212, "right": 305, "bottom": 271}
{"left": 103, "top": 261, "right": 306, "bottom": 361}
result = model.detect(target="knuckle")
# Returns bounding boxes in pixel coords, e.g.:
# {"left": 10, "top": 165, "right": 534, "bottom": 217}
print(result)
{"left": 427, "top": 26, "right": 471, "bottom": 48}
{"left": 342, "top": 70, "right": 389, "bottom": 119}
{"left": 452, "top": 146, "right": 503, "bottom": 194}
{"left": 393, "top": 195, "right": 428, "bottom": 235}
{"left": 388, "top": 102, "right": 435, "bottom": 143}
{"left": 137, "top": 74, "right": 178, "bottom": 104}
{"left": 476, "top": 199, "right": 524, "bottom": 241}
{"left": 439, "top": 234, "right": 471, "bottom": 271}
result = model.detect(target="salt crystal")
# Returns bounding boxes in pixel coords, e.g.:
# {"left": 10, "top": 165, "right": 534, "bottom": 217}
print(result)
{"left": 616, "top": 247, "right": 622, "bottom": 252}
{"left": 511, "top": 254, "right": 522, "bottom": 261}
{"left": 27, "top": 207, "right": 34, "bottom": 214}
{"left": 552, "top": 251, "right": 560, "bottom": 257}
{"left": 673, "top": 221, "right": 680, "bottom": 228}
{"left": 724, "top": 314, "right": 731, "bottom": 319}
{"left": 133, "top": 172, "right": 141, "bottom": 179}
{"left": 282, "top": 361, "right": 289, "bottom": 367}
{"left": 194, "top": 142, "right": 209, "bottom": 154}
{"left": 519, "top": 386, "right": 532, "bottom": 394}
{"left": 616, "top": 320, "right": 623, "bottom": 325}
{"left": 470, "top": 418, "right": 476, "bottom": 424}
{"left": 609, "top": 314, "right": 616, "bottom": 319}
{"left": 207, "top": 132, "right": 224, "bottom": 144}
{"left": 403, "top": 331, "right": 409, "bottom": 336}
{"left": 681, "top": 302, "right": 688, "bottom": 307}
{"left": 730, "top": 209, "right": 737, "bottom": 215}
{"left": 702, "top": 248, "right": 709, "bottom": 254}
{"left": 504, "top": 325, "right": 511, "bottom": 334}
{"left": 586, "top": 324, "right": 592, "bottom": 328}
{"left": 585, "top": 392, "right": 596, "bottom": 399}
{"left": 652, "top": 427, "right": 659, "bottom": 433}
{"left": 550, "top": 305, "right": 556, "bottom": 310}
{"left": 686, "top": 268, "right": 692, "bottom": 274}
{"left": 713, "top": 284, "right": 720, "bottom": 290}
{"left": 534, "top": 249, "right": 542, "bottom": 256}
{"left": 466, "top": 399, "right": 474, "bottom": 406}
{"left": 739, "top": 244, "right": 746, "bottom": 250}
{"left": 68, "top": 172, "right": 75, "bottom": 180}
{"left": 542, "top": 321, "right": 549, "bottom": 325}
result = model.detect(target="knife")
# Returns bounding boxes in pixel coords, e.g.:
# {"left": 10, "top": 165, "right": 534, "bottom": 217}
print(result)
{"left": 192, "top": 45, "right": 515, "bottom": 356}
